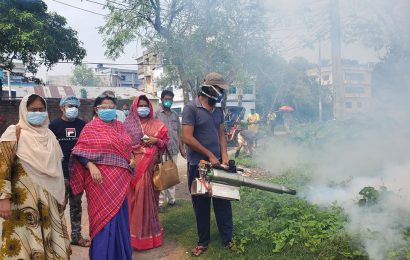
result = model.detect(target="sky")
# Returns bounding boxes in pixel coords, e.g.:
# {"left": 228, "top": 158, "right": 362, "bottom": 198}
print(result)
{"left": 38, "top": 0, "right": 141, "bottom": 80}
{"left": 37, "top": 0, "right": 380, "bottom": 80}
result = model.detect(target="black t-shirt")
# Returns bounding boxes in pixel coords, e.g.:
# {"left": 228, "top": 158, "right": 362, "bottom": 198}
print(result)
{"left": 49, "top": 118, "right": 86, "bottom": 178}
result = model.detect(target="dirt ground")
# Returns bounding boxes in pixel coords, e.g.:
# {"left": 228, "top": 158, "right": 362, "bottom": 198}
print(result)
{"left": 68, "top": 155, "right": 191, "bottom": 260}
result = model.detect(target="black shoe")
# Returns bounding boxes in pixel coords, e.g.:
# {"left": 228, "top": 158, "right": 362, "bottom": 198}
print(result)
{"left": 168, "top": 201, "right": 180, "bottom": 207}
{"left": 159, "top": 206, "right": 167, "bottom": 213}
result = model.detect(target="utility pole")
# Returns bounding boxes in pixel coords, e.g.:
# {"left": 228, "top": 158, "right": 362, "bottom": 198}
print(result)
{"left": 318, "top": 39, "right": 323, "bottom": 121}
{"left": 330, "top": 0, "right": 343, "bottom": 120}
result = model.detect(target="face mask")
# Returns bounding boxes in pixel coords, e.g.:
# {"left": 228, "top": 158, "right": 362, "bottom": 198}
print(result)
{"left": 201, "top": 85, "right": 224, "bottom": 106}
{"left": 123, "top": 109, "right": 129, "bottom": 116}
{"left": 27, "top": 111, "right": 47, "bottom": 126}
{"left": 65, "top": 107, "right": 78, "bottom": 120}
{"left": 137, "top": 107, "right": 150, "bottom": 118}
{"left": 98, "top": 109, "right": 117, "bottom": 121}
{"left": 163, "top": 100, "right": 173, "bottom": 108}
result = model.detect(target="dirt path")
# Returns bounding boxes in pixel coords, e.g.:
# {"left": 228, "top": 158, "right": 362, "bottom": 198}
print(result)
{"left": 68, "top": 155, "right": 191, "bottom": 260}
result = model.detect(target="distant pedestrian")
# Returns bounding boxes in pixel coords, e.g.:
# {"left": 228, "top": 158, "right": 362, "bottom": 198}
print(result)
{"left": 247, "top": 108, "right": 260, "bottom": 132}
{"left": 49, "top": 95, "right": 90, "bottom": 247}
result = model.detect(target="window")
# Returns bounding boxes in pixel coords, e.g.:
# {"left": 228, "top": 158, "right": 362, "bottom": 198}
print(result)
{"left": 345, "top": 86, "right": 365, "bottom": 94}
{"left": 243, "top": 85, "right": 253, "bottom": 95}
{"left": 229, "top": 86, "right": 236, "bottom": 94}
{"left": 345, "top": 102, "right": 352, "bottom": 108}
{"left": 357, "top": 102, "right": 362, "bottom": 108}
{"left": 345, "top": 72, "right": 364, "bottom": 82}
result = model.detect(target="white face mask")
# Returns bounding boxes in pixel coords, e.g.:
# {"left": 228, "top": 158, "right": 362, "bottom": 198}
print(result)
{"left": 65, "top": 107, "right": 79, "bottom": 120}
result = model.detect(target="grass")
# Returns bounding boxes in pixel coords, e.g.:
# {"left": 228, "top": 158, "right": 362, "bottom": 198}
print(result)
{"left": 160, "top": 170, "right": 368, "bottom": 259}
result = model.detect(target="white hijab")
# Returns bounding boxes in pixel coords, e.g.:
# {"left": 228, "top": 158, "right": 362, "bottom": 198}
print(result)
{"left": 0, "top": 95, "right": 65, "bottom": 204}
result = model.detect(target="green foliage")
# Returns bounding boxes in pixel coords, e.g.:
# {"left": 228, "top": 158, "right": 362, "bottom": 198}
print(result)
{"left": 358, "top": 186, "right": 380, "bottom": 207}
{"left": 71, "top": 65, "right": 101, "bottom": 87}
{"left": 0, "top": 0, "right": 86, "bottom": 73}
{"left": 232, "top": 170, "right": 368, "bottom": 259}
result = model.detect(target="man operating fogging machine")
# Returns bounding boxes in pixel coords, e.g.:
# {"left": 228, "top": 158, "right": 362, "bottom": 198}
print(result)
{"left": 182, "top": 72, "right": 232, "bottom": 256}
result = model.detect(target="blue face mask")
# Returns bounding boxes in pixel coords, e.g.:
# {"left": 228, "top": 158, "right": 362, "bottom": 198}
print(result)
{"left": 65, "top": 107, "right": 78, "bottom": 120}
{"left": 163, "top": 100, "right": 173, "bottom": 108}
{"left": 123, "top": 109, "right": 129, "bottom": 116}
{"left": 27, "top": 112, "right": 48, "bottom": 126}
{"left": 137, "top": 107, "right": 150, "bottom": 118}
{"left": 98, "top": 109, "right": 117, "bottom": 121}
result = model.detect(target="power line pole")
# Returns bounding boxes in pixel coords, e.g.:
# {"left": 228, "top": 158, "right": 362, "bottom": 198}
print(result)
{"left": 318, "top": 38, "right": 323, "bottom": 121}
{"left": 330, "top": 0, "right": 344, "bottom": 120}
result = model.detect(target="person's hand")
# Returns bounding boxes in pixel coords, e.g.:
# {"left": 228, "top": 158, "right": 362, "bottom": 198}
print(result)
{"left": 209, "top": 154, "right": 220, "bottom": 167}
{"left": 0, "top": 199, "right": 12, "bottom": 219}
{"left": 129, "top": 158, "right": 136, "bottom": 169}
{"left": 88, "top": 163, "right": 103, "bottom": 185}
{"left": 180, "top": 148, "right": 187, "bottom": 159}
{"left": 145, "top": 136, "right": 158, "bottom": 146}
{"left": 221, "top": 154, "right": 229, "bottom": 166}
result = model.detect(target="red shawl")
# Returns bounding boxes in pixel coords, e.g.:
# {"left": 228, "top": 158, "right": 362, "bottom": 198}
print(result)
{"left": 69, "top": 117, "right": 133, "bottom": 239}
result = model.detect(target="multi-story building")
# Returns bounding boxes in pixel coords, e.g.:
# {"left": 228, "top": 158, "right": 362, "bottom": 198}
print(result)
{"left": 307, "top": 62, "right": 373, "bottom": 119}
{"left": 95, "top": 64, "right": 140, "bottom": 88}
{"left": 136, "top": 51, "right": 163, "bottom": 95}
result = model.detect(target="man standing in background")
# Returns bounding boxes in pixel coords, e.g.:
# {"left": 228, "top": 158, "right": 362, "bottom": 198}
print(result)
{"left": 49, "top": 95, "right": 90, "bottom": 247}
{"left": 155, "top": 90, "right": 186, "bottom": 212}
{"left": 247, "top": 108, "right": 260, "bottom": 132}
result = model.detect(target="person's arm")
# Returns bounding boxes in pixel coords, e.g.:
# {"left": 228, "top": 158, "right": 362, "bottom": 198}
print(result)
{"left": 0, "top": 140, "right": 15, "bottom": 219}
{"left": 219, "top": 123, "right": 229, "bottom": 165}
{"left": 177, "top": 115, "right": 186, "bottom": 158}
{"left": 182, "top": 125, "right": 219, "bottom": 165}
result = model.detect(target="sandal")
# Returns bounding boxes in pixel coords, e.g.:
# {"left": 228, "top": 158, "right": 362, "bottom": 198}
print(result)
{"left": 191, "top": 245, "right": 208, "bottom": 257}
{"left": 71, "top": 237, "right": 91, "bottom": 247}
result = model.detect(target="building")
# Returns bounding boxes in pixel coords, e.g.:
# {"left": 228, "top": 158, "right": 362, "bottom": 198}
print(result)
{"left": 94, "top": 64, "right": 140, "bottom": 88}
{"left": 226, "top": 83, "right": 256, "bottom": 119}
{"left": 307, "top": 62, "right": 373, "bottom": 119}
{"left": 136, "top": 51, "right": 163, "bottom": 95}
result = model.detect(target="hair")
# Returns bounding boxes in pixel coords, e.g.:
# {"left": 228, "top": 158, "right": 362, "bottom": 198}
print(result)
{"left": 102, "top": 90, "right": 115, "bottom": 97}
{"left": 27, "top": 94, "right": 46, "bottom": 108}
{"left": 161, "top": 90, "right": 174, "bottom": 99}
{"left": 137, "top": 95, "right": 150, "bottom": 106}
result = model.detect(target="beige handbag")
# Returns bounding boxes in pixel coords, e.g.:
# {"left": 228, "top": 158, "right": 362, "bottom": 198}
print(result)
{"left": 153, "top": 148, "right": 180, "bottom": 191}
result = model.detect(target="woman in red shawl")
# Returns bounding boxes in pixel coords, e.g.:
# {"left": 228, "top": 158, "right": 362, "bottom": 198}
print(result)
{"left": 124, "top": 95, "right": 169, "bottom": 250}
{"left": 69, "top": 94, "right": 135, "bottom": 259}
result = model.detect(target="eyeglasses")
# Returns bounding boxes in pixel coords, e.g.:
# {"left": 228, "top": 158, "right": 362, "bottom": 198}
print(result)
{"left": 96, "top": 105, "right": 116, "bottom": 109}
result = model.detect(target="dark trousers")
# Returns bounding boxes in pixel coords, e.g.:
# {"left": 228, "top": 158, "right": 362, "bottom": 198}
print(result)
{"left": 64, "top": 179, "right": 83, "bottom": 242}
{"left": 188, "top": 164, "right": 233, "bottom": 247}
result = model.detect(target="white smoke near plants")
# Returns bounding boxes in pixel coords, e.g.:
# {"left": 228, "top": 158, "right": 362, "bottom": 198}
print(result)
{"left": 256, "top": 109, "right": 410, "bottom": 259}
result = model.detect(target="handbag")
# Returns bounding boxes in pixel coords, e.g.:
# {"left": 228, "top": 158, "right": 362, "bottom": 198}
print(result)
{"left": 153, "top": 148, "right": 180, "bottom": 191}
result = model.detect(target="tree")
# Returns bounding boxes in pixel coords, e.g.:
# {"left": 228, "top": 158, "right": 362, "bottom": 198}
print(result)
{"left": 100, "top": 0, "right": 269, "bottom": 103}
{"left": 0, "top": 0, "right": 86, "bottom": 73}
{"left": 70, "top": 65, "right": 101, "bottom": 86}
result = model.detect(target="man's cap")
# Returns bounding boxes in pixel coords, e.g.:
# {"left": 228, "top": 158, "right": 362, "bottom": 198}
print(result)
{"left": 60, "top": 95, "right": 80, "bottom": 106}
{"left": 204, "top": 72, "right": 229, "bottom": 90}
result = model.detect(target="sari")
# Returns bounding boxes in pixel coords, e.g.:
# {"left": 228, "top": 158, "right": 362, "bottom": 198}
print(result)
{"left": 124, "top": 95, "right": 169, "bottom": 250}
{"left": 69, "top": 117, "right": 133, "bottom": 259}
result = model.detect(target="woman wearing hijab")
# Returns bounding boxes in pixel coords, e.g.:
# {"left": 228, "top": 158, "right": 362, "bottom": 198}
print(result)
{"left": 124, "top": 95, "right": 169, "bottom": 250}
{"left": 69, "top": 94, "right": 135, "bottom": 260}
{"left": 70, "top": 95, "right": 134, "bottom": 260}
{"left": 0, "top": 94, "right": 70, "bottom": 259}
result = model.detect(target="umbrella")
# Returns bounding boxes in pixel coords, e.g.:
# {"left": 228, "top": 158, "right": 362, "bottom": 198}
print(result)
{"left": 279, "top": 105, "right": 294, "bottom": 112}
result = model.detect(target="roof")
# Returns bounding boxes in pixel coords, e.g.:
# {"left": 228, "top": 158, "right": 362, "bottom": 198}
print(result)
{"left": 6, "top": 85, "right": 158, "bottom": 100}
